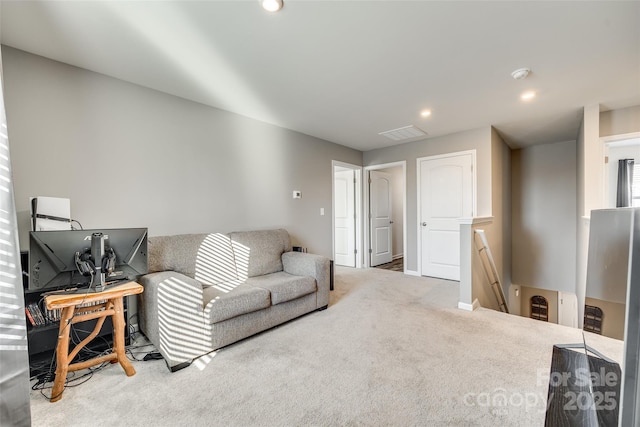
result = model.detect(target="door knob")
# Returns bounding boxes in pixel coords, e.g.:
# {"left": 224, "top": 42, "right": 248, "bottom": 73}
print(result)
{"left": 421, "top": 222, "right": 427, "bottom": 227}
{"left": 389, "top": 220, "right": 394, "bottom": 224}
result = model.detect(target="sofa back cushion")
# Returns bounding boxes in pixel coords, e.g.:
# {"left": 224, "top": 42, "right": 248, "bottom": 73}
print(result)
{"left": 228, "top": 229, "right": 291, "bottom": 278}
{"left": 194, "top": 233, "right": 239, "bottom": 285}
{"left": 148, "top": 234, "right": 205, "bottom": 277}
{"left": 148, "top": 233, "right": 238, "bottom": 285}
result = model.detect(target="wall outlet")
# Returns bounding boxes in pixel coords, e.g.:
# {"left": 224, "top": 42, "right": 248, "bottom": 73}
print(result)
{"left": 320, "top": 208, "right": 325, "bottom": 216}
{"left": 293, "top": 190, "right": 301, "bottom": 199}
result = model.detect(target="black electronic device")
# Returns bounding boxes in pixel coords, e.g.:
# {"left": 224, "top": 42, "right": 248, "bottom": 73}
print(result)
{"left": 544, "top": 344, "right": 621, "bottom": 426}
{"left": 73, "top": 232, "right": 117, "bottom": 291}
{"left": 28, "top": 228, "right": 148, "bottom": 292}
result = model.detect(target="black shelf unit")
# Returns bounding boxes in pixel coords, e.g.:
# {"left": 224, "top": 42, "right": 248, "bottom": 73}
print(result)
{"left": 21, "top": 252, "right": 130, "bottom": 376}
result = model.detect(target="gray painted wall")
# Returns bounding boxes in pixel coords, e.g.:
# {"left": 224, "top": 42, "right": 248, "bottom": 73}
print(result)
{"left": 491, "top": 128, "right": 511, "bottom": 293}
{"left": 469, "top": 130, "right": 512, "bottom": 311}
{"left": 511, "top": 140, "right": 577, "bottom": 293}
{"left": 2, "top": 47, "right": 362, "bottom": 257}
{"left": 577, "top": 104, "right": 640, "bottom": 326}
{"left": 363, "top": 127, "right": 492, "bottom": 272}
{"left": 600, "top": 105, "right": 640, "bottom": 138}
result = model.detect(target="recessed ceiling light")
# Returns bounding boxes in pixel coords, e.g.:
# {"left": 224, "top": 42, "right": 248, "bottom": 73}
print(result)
{"left": 261, "top": 0, "right": 283, "bottom": 12}
{"left": 521, "top": 91, "right": 536, "bottom": 101}
{"left": 420, "top": 110, "right": 432, "bottom": 118}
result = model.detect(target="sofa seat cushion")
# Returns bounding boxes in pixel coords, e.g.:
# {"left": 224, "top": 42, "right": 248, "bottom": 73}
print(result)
{"left": 203, "top": 284, "right": 270, "bottom": 324}
{"left": 245, "top": 272, "right": 316, "bottom": 305}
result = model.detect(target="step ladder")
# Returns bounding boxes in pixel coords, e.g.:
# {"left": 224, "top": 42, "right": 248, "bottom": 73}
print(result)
{"left": 474, "top": 230, "right": 509, "bottom": 313}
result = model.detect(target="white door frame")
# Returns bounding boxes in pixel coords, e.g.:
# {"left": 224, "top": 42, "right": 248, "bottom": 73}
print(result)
{"left": 364, "top": 161, "right": 407, "bottom": 271}
{"left": 416, "top": 150, "right": 477, "bottom": 277}
{"left": 332, "top": 161, "right": 363, "bottom": 268}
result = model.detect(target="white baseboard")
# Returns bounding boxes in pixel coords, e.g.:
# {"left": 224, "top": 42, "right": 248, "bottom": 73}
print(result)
{"left": 404, "top": 269, "right": 419, "bottom": 277}
{"left": 458, "top": 299, "right": 480, "bottom": 311}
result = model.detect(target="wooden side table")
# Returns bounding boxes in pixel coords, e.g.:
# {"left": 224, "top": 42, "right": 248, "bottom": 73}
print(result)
{"left": 44, "top": 281, "right": 143, "bottom": 402}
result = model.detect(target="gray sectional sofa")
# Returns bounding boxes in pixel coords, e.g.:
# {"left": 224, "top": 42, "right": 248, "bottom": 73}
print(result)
{"left": 138, "top": 229, "right": 330, "bottom": 371}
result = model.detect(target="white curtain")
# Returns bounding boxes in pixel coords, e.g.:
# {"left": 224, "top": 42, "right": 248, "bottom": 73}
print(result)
{"left": 0, "top": 46, "right": 32, "bottom": 426}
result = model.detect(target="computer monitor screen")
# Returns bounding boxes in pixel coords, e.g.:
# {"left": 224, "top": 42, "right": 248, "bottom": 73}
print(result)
{"left": 28, "top": 228, "right": 148, "bottom": 292}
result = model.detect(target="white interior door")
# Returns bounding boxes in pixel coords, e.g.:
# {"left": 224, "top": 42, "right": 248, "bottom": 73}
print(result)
{"left": 557, "top": 291, "right": 578, "bottom": 328}
{"left": 334, "top": 169, "right": 356, "bottom": 267}
{"left": 420, "top": 153, "right": 473, "bottom": 280}
{"left": 370, "top": 170, "right": 393, "bottom": 267}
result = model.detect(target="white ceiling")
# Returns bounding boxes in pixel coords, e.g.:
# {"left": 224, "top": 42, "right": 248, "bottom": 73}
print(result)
{"left": 1, "top": 1, "right": 639, "bottom": 151}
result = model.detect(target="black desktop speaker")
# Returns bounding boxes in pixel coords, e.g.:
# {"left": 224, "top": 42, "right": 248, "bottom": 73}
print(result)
{"left": 21, "top": 251, "right": 28, "bottom": 289}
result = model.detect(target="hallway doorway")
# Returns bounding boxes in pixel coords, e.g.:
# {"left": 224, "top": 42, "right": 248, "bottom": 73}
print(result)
{"left": 375, "top": 257, "right": 404, "bottom": 272}
{"left": 364, "top": 162, "right": 406, "bottom": 272}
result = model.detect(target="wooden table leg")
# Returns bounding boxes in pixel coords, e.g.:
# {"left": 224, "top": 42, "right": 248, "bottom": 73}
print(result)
{"left": 112, "top": 297, "right": 135, "bottom": 376}
{"left": 45, "top": 282, "right": 143, "bottom": 402}
{"left": 50, "top": 306, "right": 75, "bottom": 403}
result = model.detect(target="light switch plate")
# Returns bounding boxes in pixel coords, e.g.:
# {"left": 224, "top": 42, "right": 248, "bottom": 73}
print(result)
{"left": 293, "top": 190, "right": 301, "bottom": 199}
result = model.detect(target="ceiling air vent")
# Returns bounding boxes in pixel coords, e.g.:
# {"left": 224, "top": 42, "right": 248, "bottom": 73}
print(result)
{"left": 378, "top": 125, "right": 427, "bottom": 142}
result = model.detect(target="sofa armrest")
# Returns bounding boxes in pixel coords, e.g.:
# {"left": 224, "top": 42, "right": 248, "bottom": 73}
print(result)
{"left": 138, "top": 271, "right": 211, "bottom": 370}
{"left": 282, "top": 252, "right": 330, "bottom": 308}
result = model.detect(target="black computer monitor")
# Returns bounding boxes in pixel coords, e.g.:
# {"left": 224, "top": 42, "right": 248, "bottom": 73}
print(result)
{"left": 28, "top": 228, "right": 148, "bottom": 292}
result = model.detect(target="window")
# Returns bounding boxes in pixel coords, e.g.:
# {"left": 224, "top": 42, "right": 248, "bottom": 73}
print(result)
{"left": 530, "top": 296, "right": 548, "bottom": 322}
{"left": 584, "top": 305, "right": 604, "bottom": 335}
{"left": 633, "top": 163, "right": 640, "bottom": 207}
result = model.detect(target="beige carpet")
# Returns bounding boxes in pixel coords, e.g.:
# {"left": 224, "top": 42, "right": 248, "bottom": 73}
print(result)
{"left": 29, "top": 267, "right": 624, "bottom": 426}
